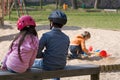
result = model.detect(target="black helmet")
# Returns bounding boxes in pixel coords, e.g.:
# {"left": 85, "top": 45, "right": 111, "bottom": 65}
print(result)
{"left": 48, "top": 10, "right": 67, "bottom": 25}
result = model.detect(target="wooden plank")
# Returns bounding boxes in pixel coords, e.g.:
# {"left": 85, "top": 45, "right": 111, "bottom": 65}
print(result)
{"left": 100, "top": 64, "right": 120, "bottom": 72}
{"left": 0, "top": 64, "right": 100, "bottom": 80}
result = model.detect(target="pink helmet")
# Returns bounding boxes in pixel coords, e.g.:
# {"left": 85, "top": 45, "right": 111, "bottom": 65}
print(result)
{"left": 17, "top": 15, "right": 36, "bottom": 30}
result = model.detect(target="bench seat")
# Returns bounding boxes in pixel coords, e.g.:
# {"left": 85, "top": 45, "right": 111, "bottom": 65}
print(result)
{"left": 0, "top": 64, "right": 100, "bottom": 80}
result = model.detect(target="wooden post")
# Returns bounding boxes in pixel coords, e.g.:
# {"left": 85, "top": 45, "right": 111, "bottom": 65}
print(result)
{"left": 22, "top": 0, "right": 28, "bottom": 15}
{"left": 14, "top": 0, "right": 20, "bottom": 18}
{"left": 91, "top": 74, "right": 100, "bottom": 80}
{"left": 40, "top": 0, "right": 43, "bottom": 9}
{"left": 7, "top": 0, "right": 11, "bottom": 19}
{"left": 0, "top": 0, "right": 4, "bottom": 26}
{"left": 8, "top": 2, "right": 15, "bottom": 19}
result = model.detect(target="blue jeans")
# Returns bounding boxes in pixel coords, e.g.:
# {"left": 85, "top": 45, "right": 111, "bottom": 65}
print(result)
{"left": 32, "top": 59, "right": 43, "bottom": 69}
{"left": 7, "top": 68, "right": 17, "bottom": 73}
{"left": 69, "top": 45, "right": 84, "bottom": 58}
{"left": 32, "top": 59, "right": 60, "bottom": 80}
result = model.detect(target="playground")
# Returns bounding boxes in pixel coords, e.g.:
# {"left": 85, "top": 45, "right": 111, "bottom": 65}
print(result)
{"left": 0, "top": 21, "right": 120, "bottom": 80}
{"left": 0, "top": 0, "right": 120, "bottom": 80}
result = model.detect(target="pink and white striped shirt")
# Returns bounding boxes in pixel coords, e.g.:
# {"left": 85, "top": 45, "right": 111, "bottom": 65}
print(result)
{"left": 2, "top": 35, "right": 39, "bottom": 73}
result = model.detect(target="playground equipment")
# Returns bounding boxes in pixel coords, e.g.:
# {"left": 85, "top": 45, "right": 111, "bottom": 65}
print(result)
{"left": 0, "top": 0, "right": 28, "bottom": 26}
{"left": 8, "top": 0, "right": 28, "bottom": 18}
{"left": 0, "top": 0, "right": 4, "bottom": 26}
{"left": 4, "top": 0, "right": 28, "bottom": 19}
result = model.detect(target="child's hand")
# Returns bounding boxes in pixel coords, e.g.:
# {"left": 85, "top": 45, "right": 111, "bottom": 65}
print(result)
{"left": 87, "top": 52, "right": 93, "bottom": 56}
{"left": 1, "top": 65, "right": 7, "bottom": 71}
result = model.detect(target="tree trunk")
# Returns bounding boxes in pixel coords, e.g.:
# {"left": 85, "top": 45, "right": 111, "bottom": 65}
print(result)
{"left": 40, "top": 0, "right": 43, "bottom": 9}
{"left": 56, "top": 0, "right": 59, "bottom": 9}
{"left": 71, "top": 0, "right": 77, "bottom": 9}
{"left": 59, "top": 0, "right": 63, "bottom": 7}
{"left": 94, "top": 0, "right": 97, "bottom": 9}
{"left": 94, "top": 0, "right": 100, "bottom": 9}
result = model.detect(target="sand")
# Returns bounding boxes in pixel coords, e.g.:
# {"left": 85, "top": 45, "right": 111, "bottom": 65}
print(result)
{"left": 0, "top": 21, "right": 120, "bottom": 80}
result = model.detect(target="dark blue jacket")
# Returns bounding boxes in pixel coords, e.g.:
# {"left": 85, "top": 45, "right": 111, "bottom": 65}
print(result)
{"left": 38, "top": 27, "right": 70, "bottom": 70}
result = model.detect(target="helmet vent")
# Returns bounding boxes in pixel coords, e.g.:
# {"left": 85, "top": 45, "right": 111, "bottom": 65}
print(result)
{"left": 30, "top": 19, "right": 32, "bottom": 21}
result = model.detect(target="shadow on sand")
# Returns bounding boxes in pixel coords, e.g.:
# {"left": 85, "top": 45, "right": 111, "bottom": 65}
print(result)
{"left": 0, "top": 33, "right": 16, "bottom": 42}
{"left": 0, "top": 25, "right": 13, "bottom": 29}
{"left": 85, "top": 56, "right": 103, "bottom": 61}
{"left": 0, "top": 25, "right": 81, "bottom": 42}
{"left": 0, "top": 24, "right": 15, "bottom": 42}
{"left": 68, "top": 56, "right": 103, "bottom": 61}
{"left": 36, "top": 25, "right": 82, "bottom": 31}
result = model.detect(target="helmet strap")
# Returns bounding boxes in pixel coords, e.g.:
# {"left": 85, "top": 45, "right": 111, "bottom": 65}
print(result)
{"left": 50, "top": 21, "right": 53, "bottom": 30}
{"left": 26, "top": 26, "right": 30, "bottom": 28}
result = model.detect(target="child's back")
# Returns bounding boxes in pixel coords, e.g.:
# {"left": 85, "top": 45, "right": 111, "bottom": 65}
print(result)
{"left": 6, "top": 35, "right": 38, "bottom": 73}
{"left": 70, "top": 34, "right": 84, "bottom": 46}
{"left": 1, "top": 15, "right": 39, "bottom": 73}
{"left": 40, "top": 28, "right": 69, "bottom": 70}
{"left": 34, "top": 10, "right": 70, "bottom": 71}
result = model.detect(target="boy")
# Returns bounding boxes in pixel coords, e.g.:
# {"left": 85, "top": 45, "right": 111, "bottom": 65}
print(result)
{"left": 32, "top": 10, "right": 70, "bottom": 80}
{"left": 68, "top": 31, "right": 91, "bottom": 59}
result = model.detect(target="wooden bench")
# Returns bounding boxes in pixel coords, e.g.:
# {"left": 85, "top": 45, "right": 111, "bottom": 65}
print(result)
{"left": 0, "top": 64, "right": 100, "bottom": 80}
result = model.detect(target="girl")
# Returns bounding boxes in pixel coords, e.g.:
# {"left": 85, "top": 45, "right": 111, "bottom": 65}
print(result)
{"left": 1, "top": 15, "right": 39, "bottom": 73}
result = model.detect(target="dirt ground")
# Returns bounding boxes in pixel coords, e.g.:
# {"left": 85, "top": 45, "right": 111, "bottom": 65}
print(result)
{"left": 0, "top": 21, "right": 120, "bottom": 80}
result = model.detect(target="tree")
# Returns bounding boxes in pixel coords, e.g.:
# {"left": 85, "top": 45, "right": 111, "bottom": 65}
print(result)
{"left": 56, "top": 0, "right": 59, "bottom": 9}
{"left": 58, "top": 0, "right": 64, "bottom": 7}
{"left": 94, "top": 0, "right": 100, "bottom": 9}
{"left": 56, "top": 0, "right": 64, "bottom": 9}
{"left": 71, "top": 0, "right": 77, "bottom": 9}
{"left": 40, "top": 0, "right": 43, "bottom": 9}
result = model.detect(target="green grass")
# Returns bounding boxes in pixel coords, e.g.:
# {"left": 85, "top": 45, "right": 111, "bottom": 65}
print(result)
{"left": 4, "top": 9, "right": 120, "bottom": 30}
{"left": 65, "top": 11, "right": 120, "bottom": 30}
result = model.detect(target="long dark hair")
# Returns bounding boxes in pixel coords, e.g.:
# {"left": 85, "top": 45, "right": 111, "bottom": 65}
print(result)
{"left": 9, "top": 26, "right": 38, "bottom": 62}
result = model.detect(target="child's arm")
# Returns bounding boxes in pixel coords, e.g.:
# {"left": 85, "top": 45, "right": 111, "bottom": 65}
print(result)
{"left": 81, "top": 40, "right": 90, "bottom": 55}
{"left": 29, "top": 50, "right": 38, "bottom": 68}
{"left": 1, "top": 50, "right": 11, "bottom": 70}
{"left": 36, "top": 34, "right": 47, "bottom": 58}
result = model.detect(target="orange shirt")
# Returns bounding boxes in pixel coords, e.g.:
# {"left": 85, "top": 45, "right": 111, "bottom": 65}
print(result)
{"left": 70, "top": 35, "right": 89, "bottom": 54}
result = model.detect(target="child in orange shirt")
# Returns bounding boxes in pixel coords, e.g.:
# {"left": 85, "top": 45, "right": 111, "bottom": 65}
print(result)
{"left": 69, "top": 31, "right": 91, "bottom": 59}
